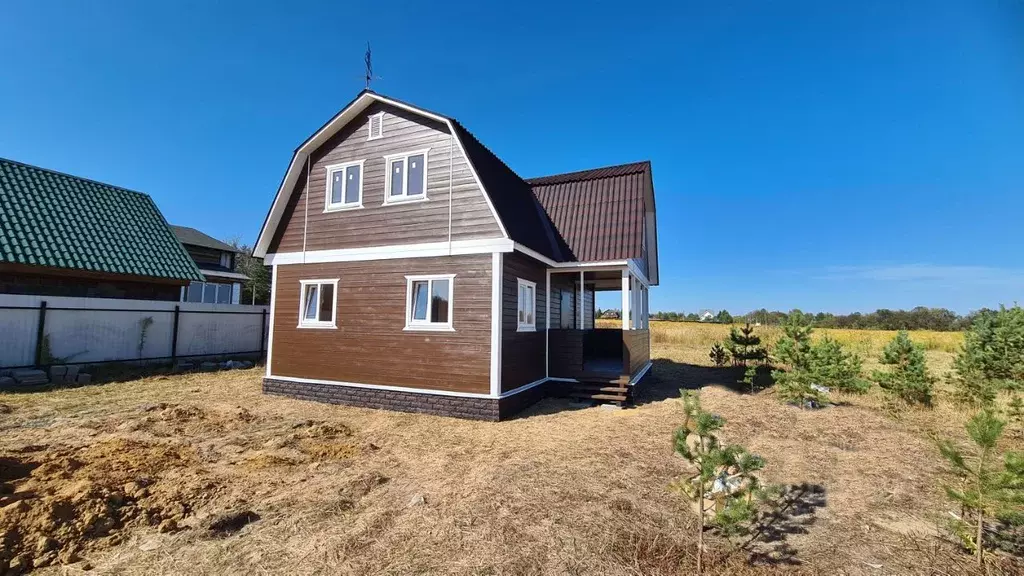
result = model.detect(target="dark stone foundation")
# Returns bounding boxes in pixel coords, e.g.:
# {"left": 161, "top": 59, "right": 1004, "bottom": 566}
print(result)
{"left": 263, "top": 378, "right": 550, "bottom": 421}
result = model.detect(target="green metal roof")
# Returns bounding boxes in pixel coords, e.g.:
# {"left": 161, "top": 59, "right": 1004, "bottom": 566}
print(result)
{"left": 0, "top": 158, "right": 204, "bottom": 282}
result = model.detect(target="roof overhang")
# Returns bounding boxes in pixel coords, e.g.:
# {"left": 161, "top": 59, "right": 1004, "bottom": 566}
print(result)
{"left": 253, "top": 91, "right": 507, "bottom": 258}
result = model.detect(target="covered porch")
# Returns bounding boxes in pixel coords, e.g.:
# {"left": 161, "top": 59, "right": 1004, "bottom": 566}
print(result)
{"left": 546, "top": 264, "right": 651, "bottom": 384}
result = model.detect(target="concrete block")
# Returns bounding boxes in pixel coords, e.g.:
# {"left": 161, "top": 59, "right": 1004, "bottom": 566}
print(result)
{"left": 64, "top": 365, "right": 80, "bottom": 379}
{"left": 76, "top": 373, "right": 92, "bottom": 385}
{"left": 49, "top": 366, "right": 68, "bottom": 380}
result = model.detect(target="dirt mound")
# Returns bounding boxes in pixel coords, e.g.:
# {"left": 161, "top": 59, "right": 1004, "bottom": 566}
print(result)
{"left": 0, "top": 439, "right": 203, "bottom": 573}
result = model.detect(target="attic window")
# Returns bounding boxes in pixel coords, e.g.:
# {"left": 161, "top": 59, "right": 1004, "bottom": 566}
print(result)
{"left": 368, "top": 112, "right": 384, "bottom": 140}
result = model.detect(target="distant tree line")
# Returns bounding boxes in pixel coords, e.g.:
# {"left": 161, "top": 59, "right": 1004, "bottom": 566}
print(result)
{"left": 649, "top": 307, "right": 991, "bottom": 332}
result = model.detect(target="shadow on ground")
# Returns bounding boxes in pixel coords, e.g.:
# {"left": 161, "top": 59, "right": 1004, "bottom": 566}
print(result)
{"left": 633, "top": 359, "right": 766, "bottom": 405}
{"left": 744, "top": 483, "right": 828, "bottom": 566}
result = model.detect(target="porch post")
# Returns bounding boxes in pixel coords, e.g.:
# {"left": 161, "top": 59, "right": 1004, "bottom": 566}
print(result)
{"left": 545, "top": 268, "right": 550, "bottom": 378}
{"left": 578, "top": 270, "right": 585, "bottom": 329}
{"left": 621, "top": 268, "right": 631, "bottom": 330}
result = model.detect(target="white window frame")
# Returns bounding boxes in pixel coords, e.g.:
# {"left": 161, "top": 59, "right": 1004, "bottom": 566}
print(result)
{"left": 517, "top": 278, "right": 537, "bottom": 332}
{"left": 404, "top": 274, "right": 455, "bottom": 332}
{"left": 382, "top": 148, "right": 430, "bottom": 205}
{"left": 367, "top": 111, "right": 384, "bottom": 140}
{"left": 324, "top": 160, "right": 365, "bottom": 212}
{"left": 297, "top": 278, "right": 339, "bottom": 329}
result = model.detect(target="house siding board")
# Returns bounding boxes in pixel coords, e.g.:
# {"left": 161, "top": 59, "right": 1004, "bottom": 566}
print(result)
{"left": 500, "top": 253, "right": 547, "bottom": 393}
{"left": 267, "top": 102, "right": 502, "bottom": 254}
{"left": 624, "top": 329, "right": 651, "bottom": 377}
{"left": 270, "top": 255, "right": 491, "bottom": 394}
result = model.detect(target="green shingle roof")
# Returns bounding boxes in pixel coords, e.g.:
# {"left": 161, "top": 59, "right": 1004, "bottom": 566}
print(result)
{"left": 0, "top": 158, "right": 204, "bottom": 282}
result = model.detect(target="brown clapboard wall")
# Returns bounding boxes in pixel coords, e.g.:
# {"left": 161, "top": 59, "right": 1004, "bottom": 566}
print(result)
{"left": 270, "top": 255, "right": 491, "bottom": 394}
{"left": 268, "top": 101, "right": 503, "bottom": 254}
{"left": 500, "top": 252, "right": 547, "bottom": 393}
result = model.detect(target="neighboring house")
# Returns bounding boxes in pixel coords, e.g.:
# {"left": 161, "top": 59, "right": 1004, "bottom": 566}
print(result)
{"left": 0, "top": 158, "right": 203, "bottom": 300}
{"left": 699, "top": 310, "right": 715, "bottom": 322}
{"left": 171, "top": 225, "right": 249, "bottom": 304}
{"left": 253, "top": 90, "right": 659, "bottom": 421}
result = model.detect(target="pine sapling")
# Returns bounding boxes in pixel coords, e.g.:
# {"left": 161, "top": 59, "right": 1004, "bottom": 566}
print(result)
{"left": 809, "top": 336, "right": 870, "bottom": 395}
{"left": 872, "top": 330, "right": 935, "bottom": 408}
{"left": 937, "top": 410, "right": 1024, "bottom": 565}
{"left": 725, "top": 323, "right": 767, "bottom": 367}
{"left": 772, "top": 314, "right": 824, "bottom": 407}
{"left": 709, "top": 343, "right": 729, "bottom": 367}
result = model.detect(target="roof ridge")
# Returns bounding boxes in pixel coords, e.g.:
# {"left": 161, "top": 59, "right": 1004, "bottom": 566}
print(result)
{"left": 525, "top": 160, "right": 651, "bottom": 184}
{"left": 0, "top": 157, "right": 152, "bottom": 199}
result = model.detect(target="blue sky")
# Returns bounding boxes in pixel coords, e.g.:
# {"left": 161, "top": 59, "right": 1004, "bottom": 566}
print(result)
{"left": 2, "top": 1, "right": 1021, "bottom": 314}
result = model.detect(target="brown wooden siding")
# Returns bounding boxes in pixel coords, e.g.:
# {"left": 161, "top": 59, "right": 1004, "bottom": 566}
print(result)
{"left": 548, "top": 274, "right": 595, "bottom": 330}
{"left": 268, "top": 102, "right": 503, "bottom": 254}
{"left": 624, "top": 329, "right": 651, "bottom": 377}
{"left": 500, "top": 253, "right": 547, "bottom": 392}
{"left": 548, "top": 329, "right": 583, "bottom": 379}
{"left": 184, "top": 245, "right": 229, "bottom": 268}
{"left": 270, "top": 255, "right": 491, "bottom": 394}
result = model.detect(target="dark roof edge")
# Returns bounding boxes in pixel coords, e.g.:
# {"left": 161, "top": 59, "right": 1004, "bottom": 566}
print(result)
{"left": 525, "top": 160, "right": 652, "bottom": 185}
{"left": 0, "top": 157, "right": 153, "bottom": 200}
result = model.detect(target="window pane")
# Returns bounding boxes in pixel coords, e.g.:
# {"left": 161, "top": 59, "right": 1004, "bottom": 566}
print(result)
{"left": 390, "top": 159, "right": 405, "bottom": 197}
{"left": 345, "top": 165, "right": 360, "bottom": 204}
{"left": 202, "top": 283, "right": 217, "bottom": 304}
{"left": 304, "top": 285, "right": 318, "bottom": 320}
{"left": 431, "top": 279, "right": 449, "bottom": 323}
{"left": 412, "top": 281, "right": 428, "bottom": 320}
{"left": 407, "top": 154, "right": 425, "bottom": 196}
{"left": 331, "top": 169, "right": 344, "bottom": 204}
{"left": 216, "top": 283, "right": 231, "bottom": 304}
{"left": 186, "top": 282, "right": 203, "bottom": 303}
{"left": 319, "top": 283, "right": 334, "bottom": 322}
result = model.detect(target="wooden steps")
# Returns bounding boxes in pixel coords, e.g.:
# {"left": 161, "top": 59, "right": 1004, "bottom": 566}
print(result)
{"left": 563, "top": 377, "right": 632, "bottom": 405}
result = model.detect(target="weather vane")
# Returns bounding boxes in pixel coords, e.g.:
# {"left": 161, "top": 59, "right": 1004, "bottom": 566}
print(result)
{"left": 364, "top": 42, "right": 381, "bottom": 89}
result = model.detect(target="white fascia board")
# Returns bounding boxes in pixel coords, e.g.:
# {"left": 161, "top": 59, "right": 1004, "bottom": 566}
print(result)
{"left": 265, "top": 238, "right": 514, "bottom": 266}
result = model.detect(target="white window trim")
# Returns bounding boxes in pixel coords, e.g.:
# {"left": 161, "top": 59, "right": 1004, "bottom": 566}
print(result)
{"left": 383, "top": 148, "right": 430, "bottom": 205}
{"left": 297, "top": 278, "right": 339, "bottom": 329}
{"left": 517, "top": 278, "right": 537, "bottom": 332}
{"left": 324, "top": 160, "right": 365, "bottom": 212}
{"left": 367, "top": 111, "right": 384, "bottom": 141}
{"left": 404, "top": 273, "right": 455, "bottom": 332}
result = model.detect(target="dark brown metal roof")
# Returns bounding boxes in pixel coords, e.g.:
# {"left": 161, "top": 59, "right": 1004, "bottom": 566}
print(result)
{"left": 527, "top": 161, "right": 651, "bottom": 263}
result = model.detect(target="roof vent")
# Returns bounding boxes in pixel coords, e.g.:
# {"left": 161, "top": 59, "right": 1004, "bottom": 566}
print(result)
{"left": 368, "top": 112, "right": 383, "bottom": 140}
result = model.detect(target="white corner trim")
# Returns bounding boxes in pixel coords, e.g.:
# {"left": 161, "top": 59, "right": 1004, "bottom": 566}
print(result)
{"left": 297, "top": 278, "right": 339, "bottom": 329}
{"left": 516, "top": 277, "right": 537, "bottom": 332}
{"left": 323, "top": 160, "right": 366, "bottom": 212}
{"left": 629, "top": 361, "right": 653, "bottom": 386}
{"left": 265, "top": 264, "right": 278, "bottom": 377}
{"left": 265, "top": 238, "right": 513, "bottom": 266}
{"left": 383, "top": 148, "right": 431, "bottom": 204}
{"left": 404, "top": 274, "right": 456, "bottom": 331}
{"left": 490, "top": 252, "right": 502, "bottom": 396}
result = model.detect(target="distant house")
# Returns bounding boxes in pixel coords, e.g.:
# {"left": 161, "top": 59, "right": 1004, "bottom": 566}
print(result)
{"left": 253, "top": 90, "right": 659, "bottom": 421}
{"left": 0, "top": 158, "right": 203, "bottom": 301}
{"left": 171, "top": 226, "right": 249, "bottom": 304}
{"left": 699, "top": 310, "right": 715, "bottom": 322}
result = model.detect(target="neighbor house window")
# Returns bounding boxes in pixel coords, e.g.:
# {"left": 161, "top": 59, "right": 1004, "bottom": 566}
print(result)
{"left": 298, "top": 279, "right": 338, "bottom": 329}
{"left": 184, "top": 281, "right": 235, "bottom": 304}
{"left": 405, "top": 274, "right": 454, "bottom": 331}
{"left": 324, "top": 161, "right": 364, "bottom": 211}
{"left": 517, "top": 278, "right": 536, "bottom": 332}
{"left": 383, "top": 149, "right": 429, "bottom": 203}
{"left": 367, "top": 112, "right": 384, "bottom": 140}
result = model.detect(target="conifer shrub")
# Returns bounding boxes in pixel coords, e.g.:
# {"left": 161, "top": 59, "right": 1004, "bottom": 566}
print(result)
{"left": 872, "top": 330, "right": 935, "bottom": 408}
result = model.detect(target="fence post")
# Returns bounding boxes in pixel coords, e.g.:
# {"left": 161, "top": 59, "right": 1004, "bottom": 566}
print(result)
{"left": 170, "top": 305, "right": 180, "bottom": 365}
{"left": 33, "top": 301, "right": 47, "bottom": 368}
{"left": 260, "top": 308, "right": 267, "bottom": 359}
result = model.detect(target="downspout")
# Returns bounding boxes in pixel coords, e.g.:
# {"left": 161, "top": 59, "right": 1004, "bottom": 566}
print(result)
{"left": 447, "top": 130, "right": 454, "bottom": 255}
{"left": 302, "top": 156, "right": 310, "bottom": 264}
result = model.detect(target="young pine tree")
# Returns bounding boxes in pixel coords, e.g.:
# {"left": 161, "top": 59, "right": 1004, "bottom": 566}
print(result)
{"left": 772, "top": 313, "right": 824, "bottom": 407}
{"left": 938, "top": 410, "right": 1024, "bottom": 566}
{"left": 709, "top": 343, "right": 729, "bottom": 367}
{"left": 725, "top": 323, "right": 767, "bottom": 368}
{"left": 872, "top": 330, "right": 935, "bottom": 408}
{"left": 952, "top": 305, "right": 1024, "bottom": 407}
{"left": 808, "top": 336, "right": 870, "bottom": 395}
{"left": 672, "top": 391, "right": 765, "bottom": 575}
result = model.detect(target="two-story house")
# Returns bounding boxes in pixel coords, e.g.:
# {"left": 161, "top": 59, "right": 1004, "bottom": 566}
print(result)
{"left": 253, "top": 90, "right": 659, "bottom": 420}
{"left": 171, "top": 225, "right": 249, "bottom": 305}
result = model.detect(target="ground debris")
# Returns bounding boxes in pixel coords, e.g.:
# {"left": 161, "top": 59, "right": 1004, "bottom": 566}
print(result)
{"left": 207, "top": 510, "right": 260, "bottom": 535}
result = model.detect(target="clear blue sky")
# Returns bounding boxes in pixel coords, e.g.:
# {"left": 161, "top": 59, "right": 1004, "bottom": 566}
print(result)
{"left": 2, "top": 1, "right": 1021, "bottom": 315}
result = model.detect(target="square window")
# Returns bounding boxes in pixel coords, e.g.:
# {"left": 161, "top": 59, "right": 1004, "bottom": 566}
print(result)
{"left": 405, "top": 275, "right": 454, "bottom": 331}
{"left": 325, "top": 162, "right": 364, "bottom": 210}
{"left": 517, "top": 278, "right": 536, "bottom": 332}
{"left": 298, "top": 279, "right": 338, "bottom": 328}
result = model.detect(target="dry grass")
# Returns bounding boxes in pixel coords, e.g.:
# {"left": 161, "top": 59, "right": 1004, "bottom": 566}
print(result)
{"left": 0, "top": 323, "right": 1019, "bottom": 575}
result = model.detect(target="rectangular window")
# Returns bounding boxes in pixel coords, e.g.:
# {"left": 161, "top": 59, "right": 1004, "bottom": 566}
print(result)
{"left": 298, "top": 279, "right": 338, "bottom": 328}
{"left": 367, "top": 112, "right": 383, "bottom": 140}
{"left": 405, "top": 274, "right": 454, "bottom": 331}
{"left": 383, "top": 149, "right": 429, "bottom": 203}
{"left": 324, "top": 161, "right": 364, "bottom": 211}
{"left": 559, "top": 290, "right": 572, "bottom": 329}
{"left": 517, "top": 278, "right": 536, "bottom": 332}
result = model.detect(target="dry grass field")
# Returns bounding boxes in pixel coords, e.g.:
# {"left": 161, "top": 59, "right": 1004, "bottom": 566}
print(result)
{"left": 0, "top": 323, "right": 1020, "bottom": 575}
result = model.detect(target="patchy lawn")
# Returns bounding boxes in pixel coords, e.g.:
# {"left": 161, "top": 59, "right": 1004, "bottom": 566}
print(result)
{"left": 0, "top": 353, "right": 1017, "bottom": 575}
